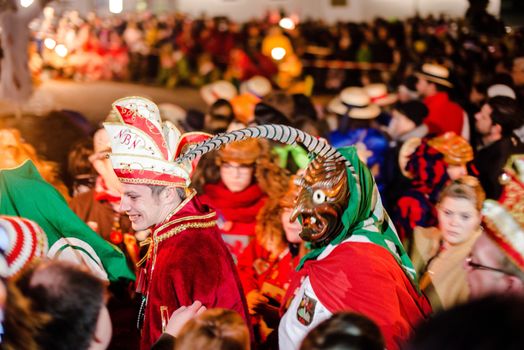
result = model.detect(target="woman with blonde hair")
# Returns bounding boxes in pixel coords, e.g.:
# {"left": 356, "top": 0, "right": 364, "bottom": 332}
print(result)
{"left": 411, "top": 176, "right": 485, "bottom": 312}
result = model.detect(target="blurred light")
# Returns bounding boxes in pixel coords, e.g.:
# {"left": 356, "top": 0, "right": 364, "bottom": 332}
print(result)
{"left": 55, "top": 44, "right": 68, "bottom": 58}
{"left": 506, "top": 26, "right": 512, "bottom": 34}
{"left": 20, "top": 0, "right": 34, "bottom": 7}
{"left": 44, "top": 38, "right": 56, "bottom": 50}
{"left": 271, "top": 47, "right": 286, "bottom": 61}
{"left": 136, "top": 0, "right": 147, "bottom": 11}
{"left": 109, "top": 0, "right": 123, "bottom": 14}
{"left": 279, "top": 17, "right": 295, "bottom": 30}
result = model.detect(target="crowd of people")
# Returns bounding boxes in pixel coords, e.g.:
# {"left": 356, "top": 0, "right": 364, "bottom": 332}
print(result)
{"left": 0, "top": 1, "right": 524, "bottom": 350}
{"left": 21, "top": 3, "right": 522, "bottom": 95}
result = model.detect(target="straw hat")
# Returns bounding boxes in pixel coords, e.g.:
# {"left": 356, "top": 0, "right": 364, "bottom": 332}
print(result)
{"left": 239, "top": 75, "right": 272, "bottom": 98}
{"left": 200, "top": 80, "right": 238, "bottom": 106}
{"left": 415, "top": 63, "right": 453, "bottom": 88}
{"left": 364, "top": 83, "right": 397, "bottom": 106}
{"left": 328, "top": 87, "right": 381, "bottom": 119}
{"left": 158, "top": 103, "right": 187, "bottom": 126}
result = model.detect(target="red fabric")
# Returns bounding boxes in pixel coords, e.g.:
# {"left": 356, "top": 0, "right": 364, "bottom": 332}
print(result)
{"left": 282, "top": 242, "right": 431, "bottom": 350}
{"left": 93, "top": 177, "right": 121, "bottom": 203}
{"left": 423, "top": 92, "right": 464, "bottom": 135}
{"left": 237, "top": 239, "right": 299, "bottom": 303}
{"left": 199, "top": 182, "right": 267, "bottom": 236}
{"left": 116, "top": 169, "right": 187, "bottom": 187}
{"left": 139, "top": 197, "right": 251, "bottom": 350}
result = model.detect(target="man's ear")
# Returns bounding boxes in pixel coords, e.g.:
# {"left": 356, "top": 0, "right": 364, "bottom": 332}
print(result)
{"left": 163, "top": 186, "right": 181, "bottom": 204}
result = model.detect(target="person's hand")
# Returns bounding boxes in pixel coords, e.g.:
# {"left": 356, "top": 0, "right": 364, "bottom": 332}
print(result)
{"left": 246, "top": 290, "right": 268, "bottom": 315}
{"left": 164, "top": 301, "right": 207, "bottom": 338}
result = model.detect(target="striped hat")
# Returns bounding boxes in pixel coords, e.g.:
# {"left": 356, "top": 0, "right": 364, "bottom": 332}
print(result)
{"left": 0, "top": 216, "right": 48, "bottom": 278}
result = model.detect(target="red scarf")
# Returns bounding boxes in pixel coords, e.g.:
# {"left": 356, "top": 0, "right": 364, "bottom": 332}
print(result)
{"left": 200, "top": 182, "right": 266, "bottom": 223}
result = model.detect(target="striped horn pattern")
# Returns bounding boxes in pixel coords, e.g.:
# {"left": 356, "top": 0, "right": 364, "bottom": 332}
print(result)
{"left": 175, "top": 124, "right": 356, "bottom": 177}
{"left": 174, "top": 124, "right": 354, "bottom": 171}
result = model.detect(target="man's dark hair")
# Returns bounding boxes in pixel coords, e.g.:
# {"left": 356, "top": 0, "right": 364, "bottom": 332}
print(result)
{"left": 487, "top": 96, "right": 523, "bottom": 136}
{"left": 147, "top": 185, "right": 187, "bottom": 201}
{"left": 16, "top": 261, "right": 105, "bottom": 350}
{"left": 406, "top": 295, "right": 524, "bottom": 350}
{"left": 300, "top": 312, "right": 384, "bottom": 350}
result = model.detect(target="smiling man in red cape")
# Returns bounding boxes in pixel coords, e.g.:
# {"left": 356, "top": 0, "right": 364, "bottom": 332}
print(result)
{"left": 104, "top": 96, "right": 250, "bottom": 350}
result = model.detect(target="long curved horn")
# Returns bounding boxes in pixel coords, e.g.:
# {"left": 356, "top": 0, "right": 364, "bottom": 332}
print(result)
{"left": 175, "top": 124, "right": 344, "bottom": 162}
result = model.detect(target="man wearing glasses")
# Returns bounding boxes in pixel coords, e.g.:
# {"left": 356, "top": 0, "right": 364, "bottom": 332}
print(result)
{"left": 465, "top": 155, "right": 524, "bottom": 298}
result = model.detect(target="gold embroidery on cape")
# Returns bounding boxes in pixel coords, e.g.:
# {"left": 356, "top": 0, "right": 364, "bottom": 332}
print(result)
{"left": 136, "top": 220, "right": 216, "bottom": 267}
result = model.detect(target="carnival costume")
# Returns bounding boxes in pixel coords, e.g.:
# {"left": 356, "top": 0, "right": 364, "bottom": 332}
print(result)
{"left": 175, "top": 124, "right": 432, "bottom": 350}
{"left": 393, "top": 132, "right": 474, "bottom": 242}
{"left": 482, "top": 155, "right": 524, "bottom": 268}
{"left": 237, "top": 176, "right": 304, "bottom": 342}
{"left": 103, "top": 97, "right": 249, "bottom": 350}
{"left": 199, "top": 139, "right": 267, "bottom": 260}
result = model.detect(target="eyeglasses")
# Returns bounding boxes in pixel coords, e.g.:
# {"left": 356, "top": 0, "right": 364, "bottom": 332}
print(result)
{"left": 221, "top": 163, "right": 253, "bottom": 174}
{"left": 465, "top": 255, "right": 513, "bottom": 275}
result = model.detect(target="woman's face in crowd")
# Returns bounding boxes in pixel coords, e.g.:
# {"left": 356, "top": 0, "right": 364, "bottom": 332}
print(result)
{"left": 446, "top": 164, "right": 468, "bottom": 180}
{"left": 438, "top": 196, "right": 481, "bottom": 246}
{"left": 220, "top": 161, "right": 254, "bottom": 193}
{"left": 281, "top": 208, "right": 302, "bottom": 244}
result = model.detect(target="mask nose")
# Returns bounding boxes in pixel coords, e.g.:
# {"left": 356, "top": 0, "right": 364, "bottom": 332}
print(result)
{"left": 290, "top": 188, "right": 314, "bottom": 222}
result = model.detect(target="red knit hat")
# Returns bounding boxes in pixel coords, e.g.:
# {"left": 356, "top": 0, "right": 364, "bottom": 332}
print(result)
{"left": 0, "top": 216, "right": 48, "bottom": 278}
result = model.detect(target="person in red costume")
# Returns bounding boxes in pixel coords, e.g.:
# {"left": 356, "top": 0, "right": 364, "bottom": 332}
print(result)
{"left": 237, "top": 175, "right": 305, "bottom": 343}
{"left": 278, "top": 148, "right": 431, "bottom": 350}
{"left": 103, "top": 96, "right": 250, "bottom": 350}
{"left": 199, "top": 139, "right": 269, "bottom": 261}
{"left": 415, "top": 63, "right": 467, "bottom": 138}
{"left": 170, "top": 124, "right": 431, "bottom": 350}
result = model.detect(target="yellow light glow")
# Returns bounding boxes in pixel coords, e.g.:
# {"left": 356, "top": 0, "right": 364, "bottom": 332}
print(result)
{"left": 44, "top": 38, "right": 56, "bottom": 50}
{"left": 20, "top": 0, "right": 34, "bottom": 8}
{"left": 55, "top": 44, "right": 68, "bottom": 58}
{"left": 109, "top": 0, "right": 123, "bottom": 14}
{"left": 271, "top": 47, "right": 286, "bottom": 61}
{"left": 279, "top": 17, "right": 295, "bottom": 30}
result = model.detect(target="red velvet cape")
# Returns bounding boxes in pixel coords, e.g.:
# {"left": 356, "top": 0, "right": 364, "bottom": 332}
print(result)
{"left": 139, "top": 196, "right": 250, "bottom": 349}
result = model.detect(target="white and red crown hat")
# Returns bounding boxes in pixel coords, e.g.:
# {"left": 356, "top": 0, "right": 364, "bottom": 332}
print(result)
{"left": 0, "top": 216, "right": 48, "bottom": 278}
{"left": 104, "top": 96, "right": 211, "bottom": 188}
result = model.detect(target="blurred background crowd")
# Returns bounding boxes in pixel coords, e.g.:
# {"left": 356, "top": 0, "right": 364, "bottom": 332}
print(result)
{"left": 0, "top": 0, "right": 524, "bottom": 349}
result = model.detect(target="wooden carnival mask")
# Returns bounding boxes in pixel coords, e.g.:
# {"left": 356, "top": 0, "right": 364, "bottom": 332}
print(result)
{"left": 291, "top": 156, "right": 349, "bottom": 246}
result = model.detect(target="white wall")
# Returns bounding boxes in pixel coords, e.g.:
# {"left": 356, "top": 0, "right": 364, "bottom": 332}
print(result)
{"left": 58, "top": 0, "right": 502, "bottom": 22}
{"left": 175, "top": 0, "right": 501, "bottom": 22}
